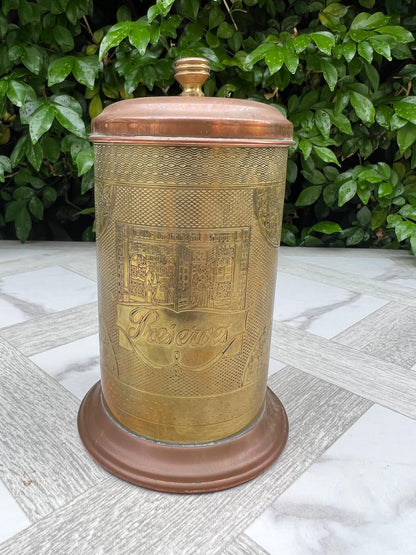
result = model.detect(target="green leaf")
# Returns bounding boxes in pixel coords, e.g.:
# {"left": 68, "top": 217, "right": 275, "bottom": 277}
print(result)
{"left": 51, "top": 94, "right": 83, "bottom": 117}
{"left": 335, "top": 90, "right": 350, "bottom": 113}
{"left": 40, "top": 135, "right": 60, "bottom": 162}
{"left": 52, "top": 24, "right": 75, "bottom": 52}
{"left": 323, "top": 3, "right": 349, "bottom": 17}
{"left": 312, "top": 32, "right": 335, "bottom": 55}
{"left": 315, "top": 109, "right": 331, "bottom": 139}
{"left": 228, "top": 31, "right": 242, "bottom": 52}
{"left": 99, "top": 21, "right": 131, "bottom": 60}
{"left": 292, "top": 34, "right": 312, "bottom": 54}
{"left": 313, "top": 146, "right": 340, "bottom": 166}
{"left": 342, "top": 42, "right": 356, "bottom": 62}
{"left": 411, "top": 234, "right": 416, "bottom": 255}
{"left": 371, "top": 206, "right": 388, "bottom": 229}
{"left": 54, "top": 104, "right": 86, "bottom": 138}
{"left": 369, "top": 36, "right": 391, "bottom": 60}
{"left": 357, "top": 41, "right": 373, "bottom": 63}
{"left": 394, "top": 220, "right": 416, "bottom": 242}
{"left": 395, "top": 99, "right": 416, "bottom": 125}
{"left": 299, "top": 139, "right": 312, "bottom": 159}
{"left": 351, "top": 12, "right": 390, "bottom": 30}
{"left": 42, "top": 186, "right": 57, "bottom": 204}
{"left": 160, "top": 15, "right": 182, "bottom": 38}
{"left": 10, "top": 135, "right": 28, "bottom": 168}
{"left": 329, "top": 111, "right": 353, "bottom": 135}
{"left": 295, "top": 185, "right": 322, "bottom": 207}
{"left": 363, "top": 61, "right": 379, "bottom": 91}
{"left": 281, "top": 225, "right": 297, "bottom": 246}
{"left": 357, "top": 206, "right": 371, "bottom": 226}
{"left": 244, "top": 43, "right": 274, "bottom": 69}
{"left": 73, "top": 57, "right": 101, "bottom": 89}
{"left": 375, "top": 105, "right": 393, "bottom": 129}
{"left": 338, "top": 181, "right": 357, "bottom": 206}
{"left": 217, "top": 22, "right": 234, "bottom": 39}
{"left": 181, "top": 0, "right": 199, "bottom": 20}
{"left": 21, "top": 46, "right": 42, "bottom": 74}
{"left": 15, "top": 206, "right": 32, "bottom": 242}
{"left": 377, "top": 26, "right": 414, "bottom": 43}
{"left": 350, "top": 91, "right": 375, "bottom": 123}
{"left": 209, "top": 6, "right": 225, "bottom": 29}
{"left": 378, "top": 182, "right": 393, "bottom": 198}
{"left": 346, "top": 228, "right": 365, "bottom": 246}
{"left": 377, "top": 163, "right": 391, "bottom": 181}
{"left": 76, "top": 147, "right": 94, "bottom": 176}
{"left": 48, "top": 57, "right": 73, "bottom": 87}
{"left": 5, "top": 200, "right": 24, "bottom": 223}
{"left": 283, "top": 47, "right": 299, "bottom": 74}
{"left": 26, "top": 141, "right": 43, "bottom": 171}
{"left": 320, "top": 59, "right": 337, "bottom": 91}
{"left": 89, "top": 94, "right": 103, "bottom": 119}
{"left": 311, "top": 221, "right": 342, "bottom": 234}
{"left": 29, "top": 103, "right": 56, "bottom": 144}
{"left": 129, "top": 22, "right": 151, "bottom": 55}
{"left": 265, "top": 46, "right": 284, "bottom": 75}
{"left": 81, "top": 168, "right": 94, "bottom": 194}
{"left": 358, "top": 168, "right": 381, "bottom": 183}
{"left": 2, "top": 0, "right": 19, "bottom": 15}
{"left": 397, "top": 123, "right": 416, "bottom": 153}
{"left": 29, "top": 196, "right": 44, "bottom": 220}
{"left": 7, "top": 80, "right": 28, "bottom": 107}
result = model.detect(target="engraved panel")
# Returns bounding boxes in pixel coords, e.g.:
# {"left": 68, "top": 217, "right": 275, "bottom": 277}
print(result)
{"left": 115, "top": 224, "right": 249, "bottom": 371}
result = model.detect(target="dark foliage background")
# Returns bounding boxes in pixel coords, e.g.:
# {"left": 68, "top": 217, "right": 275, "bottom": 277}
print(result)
{"left": 0, "top": 0, "right": 415, "bottom": 254}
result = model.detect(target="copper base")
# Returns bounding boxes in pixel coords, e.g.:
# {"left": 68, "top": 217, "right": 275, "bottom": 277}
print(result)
{"left": 77, "top": 382, "right": 288, "bottom": 493}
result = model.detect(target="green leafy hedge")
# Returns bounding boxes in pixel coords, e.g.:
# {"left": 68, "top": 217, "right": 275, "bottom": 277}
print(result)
{"left": 1, "top": 0, "right": 416, "bottom": 254}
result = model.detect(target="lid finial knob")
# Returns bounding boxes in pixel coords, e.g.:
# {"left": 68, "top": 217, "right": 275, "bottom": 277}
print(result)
{"left": 174, "top": 57, "right": 210, "bottom": 97}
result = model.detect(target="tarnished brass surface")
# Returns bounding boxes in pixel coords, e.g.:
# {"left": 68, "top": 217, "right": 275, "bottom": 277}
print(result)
{"left": 95, "top": 144, "right": 288, "bottom": 443}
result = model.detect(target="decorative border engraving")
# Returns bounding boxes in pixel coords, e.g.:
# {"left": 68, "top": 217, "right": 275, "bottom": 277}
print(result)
{"left": 254, "top": 186, "right": 282, "bottom": 247}
{"left": 116, "top": 224, "right": 250, "bottom": 370}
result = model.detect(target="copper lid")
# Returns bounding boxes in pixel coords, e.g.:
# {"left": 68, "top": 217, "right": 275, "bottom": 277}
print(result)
{"left": 90, "top": 57, "right": 293, "bottom": 147}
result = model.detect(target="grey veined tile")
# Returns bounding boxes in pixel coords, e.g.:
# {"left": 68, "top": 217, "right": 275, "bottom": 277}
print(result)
{"left": 335, "top": 302, "right": 416, "bottom": 369}
{"left": 0, "top": 337, "right": 107, "bottom": 522}
{"left": 0, "top": 302, "right": 98, "bottom": 356}
{"left": 271, "top": 321, "right": 416, "bottom": 419}
{"left": 0, "top": 368, "right": 371, "bottom": 555}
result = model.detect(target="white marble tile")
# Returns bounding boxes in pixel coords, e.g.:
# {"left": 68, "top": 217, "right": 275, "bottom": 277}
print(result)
{"left": 30, "top": 334, "right": 100, "bottom": 400}
{"left": 246, "top": 405, "right": 416, "bottom": 555}
{"left": 274, "top": 272, "right": 387, "bottom": 339}
{"left": 0, "top": 478, "right": 31, "bottom": 543}
{"left": 0, "top": 266, "right": 97, "bottom": 328}
{"left": 268, "top": 358, "right": 287, "bottom": 377}
{"left": 282, "top": 253, "right": 416, "bottom": 286}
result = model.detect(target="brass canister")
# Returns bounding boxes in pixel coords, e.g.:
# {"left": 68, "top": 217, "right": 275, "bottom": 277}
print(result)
{"left": 78, "top": 57, "right": 293, "bottom": 492}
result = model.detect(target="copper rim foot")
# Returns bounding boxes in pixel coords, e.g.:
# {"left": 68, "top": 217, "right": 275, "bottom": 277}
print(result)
{"left": 77, "top": 382, "right": 288, "bottom": 493}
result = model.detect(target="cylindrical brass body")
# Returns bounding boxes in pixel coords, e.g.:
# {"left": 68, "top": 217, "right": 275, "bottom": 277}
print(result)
{"left": 94, "top": 144, "right": 287, "bottom": 444}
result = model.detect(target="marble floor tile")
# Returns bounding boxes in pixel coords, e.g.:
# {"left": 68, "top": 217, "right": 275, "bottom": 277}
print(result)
{"left": 0, "top": 266, "right": 97, "bottom": 328}
{"left": 30, "top": 334, "right": 100, "bottom": 400}
{"left": 268, "top": 358, "right": 287, "bottom": 376}
{"left": 274, "top": 272, "right": 387, "bottom": 339}
{"left": 245, "top": 405, "right": 416, "bottom": 555}
{"left": 286, "top": 252, "right": 416, "bottom": 286}
{"left": 0, "top": 479, "right": 30, "bottom": 543}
